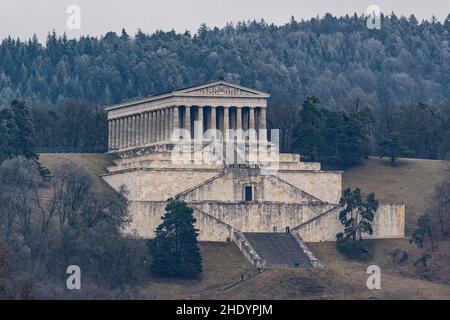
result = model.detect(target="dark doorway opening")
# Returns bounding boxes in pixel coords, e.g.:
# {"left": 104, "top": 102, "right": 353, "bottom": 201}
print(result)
{"left": 244, "top": 185, "right": 253, "bottom": 201}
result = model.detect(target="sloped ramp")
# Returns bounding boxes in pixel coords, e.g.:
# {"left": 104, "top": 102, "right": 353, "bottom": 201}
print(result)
{"left": 243, "top": 232, "right": 312, "bottom": 268}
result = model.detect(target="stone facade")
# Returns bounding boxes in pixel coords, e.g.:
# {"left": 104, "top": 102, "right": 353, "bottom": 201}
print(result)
{"left": 102, "top": 81, "right": 405, "bottom": 243}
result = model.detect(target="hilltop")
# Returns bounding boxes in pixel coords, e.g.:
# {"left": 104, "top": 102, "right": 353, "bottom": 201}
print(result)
{"left": 37, "top": 154, "right": 450, "bottom": 299}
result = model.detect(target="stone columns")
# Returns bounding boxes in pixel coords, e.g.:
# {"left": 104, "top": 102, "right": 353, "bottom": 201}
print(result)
{"left": 119, "top": 117, "right": 124, "bottom": 149}
{"left": 168, "top": 107, "right": 174, "bottom": 137}
{"left": 113, "top": 119, "right": 118, "bottom": 149}
{"left": 142, "top": 113, "right": 146, "bottom": 145}
{"left": 173, "top": 106, "right": 179, "bottom": 140}
{"left": 164, "top": 108, "right": 170, "bottom": 141}
{"left": 155, "top": 109, "right": 160, "bottom": 142}
{"left": 108, "top": 120, "right": 113, "bottom": 150}
{"left": 152, "top": 110, "right": 158, "bottom": 143}
{"left": 135, "top": 114, "right": 139, "bottom": 146}
{"left": 117, "top": 118, "right": 121, "bottom": 149}
{"left": 160, "top": 109, "right": 165, "bottom": 141}
{"left": 136, "top": 114, "right": 141, "bottom": 146}
{"left": 196, "top": 106, "right": 204, "bottom": 139}
{"left": 116, "top": 119, "right": 120, "bottom": 149}
{"left": 185, "top": 106, "right": 191, "bottom": 138}
{"left": 129, "top": 115, "right": 134, "bottom": 146}
{"left": 162, "top": 109, "right": 166, "bottom": 141}
{"left": 210, "top": 106, "right": 216, "bottom": 130}
{"left": 249, "top": 107, "right": 255, "bottom": 129}
{"left": 259, "top": 108, "right": 267, "bottom": 129}
{"left": 223, "top": 106, "right": 229, "bottom": 139}
{"left": 148, "top": 111, "right": 152, "bottom": 144}
{"left": 142, "top": 112, "right": 147, "bottom": 144}
{"left": 259, "top": 107, "right": 267, "bottom": 140}
{"left": 149, "top": 111, "right": 152, "bottom": 144}
{"left": 236, "top": 107, "right": 242, "bottom": 130}
{"left": 127, "top": 116, "right": 132, "bottom": 147}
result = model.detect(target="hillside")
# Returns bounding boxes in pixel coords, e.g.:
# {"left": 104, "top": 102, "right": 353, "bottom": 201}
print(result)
{"left": 38, "top": 153, "right": 116, "bottom": 197}
{"left": 343, "top": 157, "right": 446, "bottom": 234}
{"left": 37, "top": 153, "right": 450, "bottom": 299}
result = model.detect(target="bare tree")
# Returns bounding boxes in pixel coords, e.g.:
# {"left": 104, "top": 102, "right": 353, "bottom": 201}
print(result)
{"left": 430, "top": 161, "right": 450, "bottom": 239}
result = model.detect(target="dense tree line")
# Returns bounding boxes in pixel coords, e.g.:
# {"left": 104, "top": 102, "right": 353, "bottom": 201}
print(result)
{"left": 1, "top": 13, "right": 449, "bottom": 159}
{"left": 270, "top": 99, "right": 450, "bottom": 165}
{"left": 30, "top": 99, "right": 107, "bottom": 152}
{"left": 291, "top": 96, "right": 368, "bottom": 168}
{"left": 0, "top": 14, "right": 449, "bottom": 109}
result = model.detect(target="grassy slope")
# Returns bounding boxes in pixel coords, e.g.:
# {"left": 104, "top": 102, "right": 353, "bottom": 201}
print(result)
{"left": 38, "top": 153, "right": 116, "bottom": 197}
{"left": 37, "top": 154, "right": 450, "bottom": 299}
{"left": 342, "top": 157, "right": 446, "bottom": 234}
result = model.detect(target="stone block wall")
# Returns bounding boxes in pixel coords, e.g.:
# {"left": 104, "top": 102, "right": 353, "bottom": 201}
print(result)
{"left": 294, "top": 204, "right": 405, "bottom": 242}
{"left": 277, "top": 170, "right": 342, "bottom": 204}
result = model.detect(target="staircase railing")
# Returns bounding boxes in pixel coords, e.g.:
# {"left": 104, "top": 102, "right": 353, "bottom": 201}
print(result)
{"left": 290, "top": 232, "right": 323, "bottom": 268}
{"left": 232, "top": 230, "right": 265, "bottom": 271}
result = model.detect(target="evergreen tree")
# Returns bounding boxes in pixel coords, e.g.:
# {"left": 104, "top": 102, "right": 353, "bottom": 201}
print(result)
{"left": 336, "top": 187, "right": 379, "bottom": 260}
{"left": 10, "top": 100, "right": 36, "bottom": 160}
{"left": 0, "top": 107, "right": 17, "bottom": 163}
{"left": 148, "top": 198, "right": 202, "bottom": 278}
{"left": 378, "top": 132, "right": 405, "bottom": 165}
{"left": 410, "top": 214, "right": 436, "bottom": 274}
{"left": 322, "top": 110, "right": 367, "bottom": 168}
{"left": 337, "top": 188, "right": 379, "bottom": 241}
{"left": 410, "top": 214, "right": 435, "bottom": 250}
{"left": 293, "top": 96, "right": 324, "bottom": 162}
{"left": 0, "top": 100, "right": 51, "bottom": 180}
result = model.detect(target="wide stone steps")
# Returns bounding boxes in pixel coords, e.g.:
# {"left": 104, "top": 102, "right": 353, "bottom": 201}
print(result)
{"left": 243, "top": 232, "right": 312, "bottom": 268}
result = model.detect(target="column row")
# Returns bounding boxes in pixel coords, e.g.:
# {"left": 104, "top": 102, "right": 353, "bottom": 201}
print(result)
{"left": 108, "top": 105, "right": 268, "bottom": 151}
{"left": 181, "top": 105, "right": 267, "bottom": 138}
{"left": 108, "top": 106, "right": 179, "bottom": 150}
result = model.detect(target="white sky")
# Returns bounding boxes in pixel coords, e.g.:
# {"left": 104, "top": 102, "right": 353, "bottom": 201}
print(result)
{"left": 0, "top": 0, "right": 449, "bottom": 41}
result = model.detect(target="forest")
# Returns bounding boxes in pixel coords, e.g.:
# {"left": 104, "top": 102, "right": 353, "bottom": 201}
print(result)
{"left": 0, "top": 13, "right": 450, "bottom": 161}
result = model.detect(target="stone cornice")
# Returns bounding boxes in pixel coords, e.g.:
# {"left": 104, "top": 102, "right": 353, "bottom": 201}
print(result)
{"left": 105, "top": 80, "right": 270, "bottom": 117}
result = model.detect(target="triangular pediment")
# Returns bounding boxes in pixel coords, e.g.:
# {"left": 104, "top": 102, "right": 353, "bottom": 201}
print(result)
{"left": 106, "top": 80, "right": 269, "bottom": 112}
{"left": 177, "top": 81, "right": 270, "bottom": 98}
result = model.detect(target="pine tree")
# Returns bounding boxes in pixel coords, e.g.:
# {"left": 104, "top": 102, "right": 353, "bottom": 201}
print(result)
{"left": 0, "top": 100, "right": 51, "bottom": 180}
{"left": 378, "top": 132, "right": 405, "bottom": 165}
{"left": 337, "top": 188, "right": 379, "bottom": 241}
{"left": 0, "top": 107, "right": 17, "bottom": 163}
{"left": 336, "top": 188, "right": 379, "bottom": 260}
{"left": 293, "top": 96, "right": 324, "bottom": 162}
{"left": 10, "top": 100, "right": 36, "bottom": 160}
{"left": 148, "top": 198, "right": 202, "bottom": 278}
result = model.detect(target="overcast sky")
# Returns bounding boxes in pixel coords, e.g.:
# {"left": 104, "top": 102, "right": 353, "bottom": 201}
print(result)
{"left": 1, "top": 0, "right": 449, "bottom": 41}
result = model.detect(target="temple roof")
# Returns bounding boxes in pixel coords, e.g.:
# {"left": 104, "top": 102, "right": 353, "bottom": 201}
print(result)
{"left": 106, "top": 80, "right": 270, "bottom": 111}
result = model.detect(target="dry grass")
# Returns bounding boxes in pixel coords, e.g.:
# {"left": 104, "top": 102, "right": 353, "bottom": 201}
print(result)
{"left": 343, "top": 157, "right": 446, "bottom": 234}
{"left": 38, "top": 153, "right": 116, "bottom": 196}
{"left": 136, "top": 242, "right": 257, "bottom": 299}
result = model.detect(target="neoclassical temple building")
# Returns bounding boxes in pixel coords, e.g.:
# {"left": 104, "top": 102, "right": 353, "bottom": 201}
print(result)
{"left": 106, "top": 81, "right": 268, "bottom": 151}
{"left": 101, "top": 80, "right": 405, "bottom": 268}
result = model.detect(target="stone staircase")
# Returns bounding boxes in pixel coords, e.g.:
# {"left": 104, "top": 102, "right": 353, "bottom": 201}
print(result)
{"left": 242, "top": 232, "right": 314, "bottom": 268}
